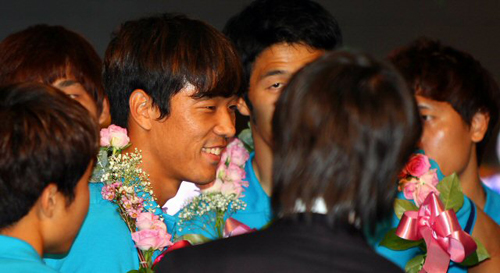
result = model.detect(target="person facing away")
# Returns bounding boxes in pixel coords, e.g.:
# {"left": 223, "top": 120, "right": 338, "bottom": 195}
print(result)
{"left": 0, "top": 24, "right": 110, "bottom": 127}
{"left": 0, "top": 82, "right": 99, "bottom": 272}
{"left": 370, "top": 38, "right": 500, "bottom": 273}
{"left": 44, "top": 13, "right": 244, "bottom": 272}
{"left": 173, "top": 0, "right": 343, "bottom": 230}
{"left": 156, "top": 50, "right": 420, "bottom": 273}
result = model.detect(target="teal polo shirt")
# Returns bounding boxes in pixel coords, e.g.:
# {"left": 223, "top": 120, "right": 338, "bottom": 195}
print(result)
{"left": 0, "top": 235, "right": 58, "bottom": 273}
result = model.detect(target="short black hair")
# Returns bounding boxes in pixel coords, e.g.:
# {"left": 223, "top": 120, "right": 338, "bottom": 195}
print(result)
{"left": 272, "top": 51, "right": 421, "bottom": 233}
{"left": 388, "top": 38, "right": 500, "bottom": 163}
{"left": 0, "top": 82, "right": 99, "bottom": 230}
{"left": 223, "top": 0, "right": 342, "bottom": 93}
{"left": 104, "top": 13, "right": 243, "bottom": 128}
{"left": 0, "top": 25, "right": 106, "bottom": 115}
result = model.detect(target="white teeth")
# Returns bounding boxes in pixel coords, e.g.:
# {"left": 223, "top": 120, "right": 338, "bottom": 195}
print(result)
{"left": 202, "top": 147, "right": 222, "bottom": 156}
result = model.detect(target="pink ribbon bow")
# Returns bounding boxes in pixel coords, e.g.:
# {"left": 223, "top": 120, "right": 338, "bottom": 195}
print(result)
{"left": 396, "top": 192, "right": 477, "bottom": 273}
{"left": 224, "top": 217, "right": 256, "bottom": 238}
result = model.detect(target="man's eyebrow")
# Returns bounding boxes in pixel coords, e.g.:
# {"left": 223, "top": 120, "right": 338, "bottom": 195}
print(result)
{"left": 259, "top": 69, "right": 287, "bottom": 80}
{"left": 55, "top": 80, "right": 78, "bottom": 88}
{"left": 418, "top": 104, "right": 431, "bottom": 110}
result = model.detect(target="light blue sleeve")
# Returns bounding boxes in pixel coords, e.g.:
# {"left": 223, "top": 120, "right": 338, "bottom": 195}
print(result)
{"left": 232, "top": 154, "right": 272, "bottom": 230}
{"left": 44, "top": 183, "right": 140, "bottom": 273}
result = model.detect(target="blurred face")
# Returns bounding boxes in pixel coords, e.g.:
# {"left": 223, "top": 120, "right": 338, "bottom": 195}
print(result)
{"left": 50, "top": 163, "right": 92, "bottom": 253}
{"left": 417, "top": 95, "right": 475, "bottom": 177}
{"left": 52, "top": 78, "right": 99, "bottom": 118}
{"left": 241, "top": 43, "right": 324, "bottom": 147}
{"left": 150, "top": 84, "right": 238, "bottom": 184}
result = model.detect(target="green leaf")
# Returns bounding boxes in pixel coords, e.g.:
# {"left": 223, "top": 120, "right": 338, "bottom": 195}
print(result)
{"left": 237, "top": 122, "right": 254, "bottom": 153}
{"left": 127, "top": 270, "right": 139, "bottom": 273}
{"left": 436, "top": 173, "right": 464, "bottom": 212}
{"left": 379, "top": 228, "right": 423, "bottom": 250}
{"left": 394, "top": 199, "right": 418, "bottom": 219}
{"left": 176, "top": 234, "right": 212, "bottom": 245}
{"left": 405, "top": 254, "right": 425, "bottom": 273}
{"left": 459, "top": 237, "right": 490, "bottom": 266}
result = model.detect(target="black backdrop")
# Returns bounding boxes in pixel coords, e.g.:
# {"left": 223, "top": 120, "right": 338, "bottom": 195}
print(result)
{"left": 2, "top": 0, "right": 500, "bottom": 163}
{"left": 2, "top": 0, "right": 499, "bottom": 78}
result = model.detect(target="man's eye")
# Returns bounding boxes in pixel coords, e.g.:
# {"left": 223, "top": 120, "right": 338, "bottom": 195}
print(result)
{"left": 205, "top": 106, "right": 216, "bottom": 111}
{"left": 269, "top": 82, "right": 283, "bottom": 89}
{"left": 228, "top": 104, "right": 237, "bottom": 112}
{"left": 420, "top": 115, "right": 432, "bottom": 121}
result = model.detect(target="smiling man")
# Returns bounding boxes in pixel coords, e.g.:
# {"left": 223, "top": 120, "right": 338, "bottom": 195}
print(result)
{"left": 219, "top": 0, "right": 342, "bottom": 229}
{"left": 44, "top": 14, "right": 243, "bottom": 273}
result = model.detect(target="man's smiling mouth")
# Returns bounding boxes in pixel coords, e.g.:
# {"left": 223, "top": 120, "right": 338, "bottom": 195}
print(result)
{"left": 201, "top": 147, "right": 223, "bottom": 156}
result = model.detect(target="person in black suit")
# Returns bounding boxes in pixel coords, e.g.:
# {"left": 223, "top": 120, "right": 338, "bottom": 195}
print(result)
{"left": 156, "top": 50, "right": 420, "bottom": 273}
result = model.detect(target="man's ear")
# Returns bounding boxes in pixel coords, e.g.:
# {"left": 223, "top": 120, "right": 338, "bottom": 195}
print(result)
{"left": 129, "top": 90, "right": 153, "bottom": 130}
{"left": 98, "top": 96, "right": 111, "bottom": 127}
{"left": 237, "top": 97, "right": 251, "bottom": 117}
{"left": 39, "top": 184, "right": 59, "bottom": 219}
{"left": 470, "top": 111, "right": 490, "bottom": 143}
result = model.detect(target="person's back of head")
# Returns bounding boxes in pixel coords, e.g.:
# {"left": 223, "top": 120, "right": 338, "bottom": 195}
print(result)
{"left": 0, "top": 24, "right": 107, "bottom": 121}
{"left": 388, "top": 37, "right": 500, "bottom": 163}
{"left": 272, "top": 51, "right": 421, "bottom": 233}
{"left": 104, "top": 13, "right": 243, "bottom": 128}
{"left": 223, "top": 0, "right": 342, "bottom": 89}
{"left": 0, "top": 82, "right": 99, "bottom": 254}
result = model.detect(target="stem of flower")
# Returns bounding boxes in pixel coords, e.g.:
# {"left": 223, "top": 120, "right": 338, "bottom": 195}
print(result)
{"left": 116, "top": 203, "right": 147, "bottom": 267}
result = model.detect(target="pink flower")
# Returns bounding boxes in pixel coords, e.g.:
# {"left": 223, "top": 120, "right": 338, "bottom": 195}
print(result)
{"left": 127, "top": 208, "right": 142, "bottom": 219}
{"left": 100, "top": 125, "right": 130, "bottom": 148}
{"left": 398, "top": 167, "right": 409, "bottom": 179}
{"left": 400, "top": 169, "right": 440, "bottom": 206}
{"left": 204, "top": 178, "right": 223, "bottom": 193}
{"left": 121, "top": 196, "right": 133, "bottom": 210}
{"left": 136, "top": 212, "right": 167, "bottom": 231}
{"left": 131, "top": 229, "right": 172, "bottom": 251}
{"left": 220, "top": 180, "right": 243, "bottom": 197}
{"left": 220, "top": 150, "right": 229, "bottom": 167}
{"left": 226, "top": 139, "right": 249, "bottom": 166}
{"left": 226, "top": 163, "right": 246, "bottom": 183}
{"left": 405, "top": 154, "right": 431, "bottom": 177}
{"left": 101, "top": 185, "right": 116, "bottom": 201}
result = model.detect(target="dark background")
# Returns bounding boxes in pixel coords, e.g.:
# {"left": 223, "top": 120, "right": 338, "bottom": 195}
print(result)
{"left": 1, "top": 0, "right": 500, "bottom": 165}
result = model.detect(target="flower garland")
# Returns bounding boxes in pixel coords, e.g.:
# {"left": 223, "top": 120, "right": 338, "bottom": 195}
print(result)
{"left": 175, "top": 138, "right": 252, "bottom": 243}
{"left": 380, "top": 153, "right": 488, "bottom": 273}
{"left": 91, "top": 125, "right": 172, "bottom": 273}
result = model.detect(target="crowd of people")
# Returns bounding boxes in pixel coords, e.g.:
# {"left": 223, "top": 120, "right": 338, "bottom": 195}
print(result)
{"left": 0, "top": 0, "right": 499, "bottom": 272}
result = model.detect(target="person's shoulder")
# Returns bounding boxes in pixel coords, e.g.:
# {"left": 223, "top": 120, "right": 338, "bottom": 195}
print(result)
{"left": 483, "top": 184, "right": 500, "bottom": 224}
{"left": 88, "top": 182, "right": 110, "bottom": 205}
{"left": 44, "top": 183, "right": 139, "bottom": 272}
{"left": 157, "top": 229, "right": 269, "bottom": 272}
{"left": 0, "top": 259, "right": 59, "bottom": 273}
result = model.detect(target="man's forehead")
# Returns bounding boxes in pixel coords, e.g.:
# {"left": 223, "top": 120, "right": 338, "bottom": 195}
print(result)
{"left": 251, "top": 43, "right": 324, "bottom": 80}
{"left": 416, "top": 95, "right": 449, "bottom": 110}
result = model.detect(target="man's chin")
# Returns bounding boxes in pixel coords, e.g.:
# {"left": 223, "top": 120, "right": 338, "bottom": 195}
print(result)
{"left": 196, "top": 180, "right": 215, "bottom": 190}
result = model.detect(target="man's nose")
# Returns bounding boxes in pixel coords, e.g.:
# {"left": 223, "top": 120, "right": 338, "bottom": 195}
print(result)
{"left": 214, "top": 108, "right": 236, "bottom": 138}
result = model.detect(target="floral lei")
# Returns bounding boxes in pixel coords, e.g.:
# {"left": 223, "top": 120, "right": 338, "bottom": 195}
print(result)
{"left": 380, "top": 153, "right": 489, "bottom": 273}
{"left": 175, "top": 137, "right": 254, "bottom": 243}
{"left": 91, "top": 125, "right": 172, "bottom": 273}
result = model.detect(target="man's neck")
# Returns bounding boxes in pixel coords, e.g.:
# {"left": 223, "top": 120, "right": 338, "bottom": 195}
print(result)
{"left": 126, "top": 130, "right": 181, "bottom": 206}
{"left": 459, "top": 148, "right": 486, "bottom": 210}
{"left": 251, "top": 130, "right": 273, "bottom": 196}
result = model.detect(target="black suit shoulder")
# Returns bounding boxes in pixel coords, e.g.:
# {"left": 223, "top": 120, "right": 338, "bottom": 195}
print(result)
{"left": 157, "top": 215, "right": 402, "bottom": 273}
